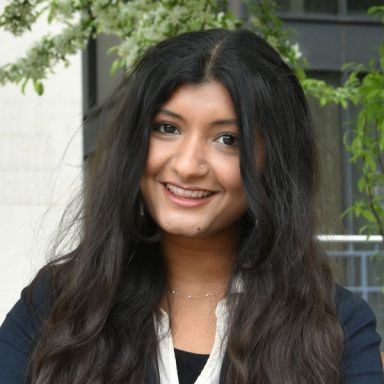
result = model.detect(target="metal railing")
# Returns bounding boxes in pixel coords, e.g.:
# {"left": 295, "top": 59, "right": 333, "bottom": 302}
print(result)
{"left": 318, "top": 235, "right": 383, "bottom": 301}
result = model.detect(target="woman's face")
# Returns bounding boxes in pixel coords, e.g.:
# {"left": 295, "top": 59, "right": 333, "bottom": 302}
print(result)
{"left": 140, "top": 81, "right": 248, "bottom": 238}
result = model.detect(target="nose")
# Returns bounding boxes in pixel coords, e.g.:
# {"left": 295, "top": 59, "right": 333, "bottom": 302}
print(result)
{"left": 170, "top": 135, "right": 209, "bottom": 179}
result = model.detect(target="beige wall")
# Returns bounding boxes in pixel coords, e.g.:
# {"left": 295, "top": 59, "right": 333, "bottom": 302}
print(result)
{"left": 0, "top": 21, "right": 82, "bottom": 322}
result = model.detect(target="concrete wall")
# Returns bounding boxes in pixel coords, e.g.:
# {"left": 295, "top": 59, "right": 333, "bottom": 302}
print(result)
{"left": 0, "top": 21, "right": 82, "bottom": 322}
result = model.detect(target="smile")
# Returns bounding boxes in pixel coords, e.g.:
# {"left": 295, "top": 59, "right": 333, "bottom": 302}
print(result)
{"left": 165, "top": 183, "right": 214, "bottom": 199}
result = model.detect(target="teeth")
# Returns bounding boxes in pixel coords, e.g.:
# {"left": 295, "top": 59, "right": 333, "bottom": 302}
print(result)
{"left": 166, "top": 183, "right": 212, "bottom": 199}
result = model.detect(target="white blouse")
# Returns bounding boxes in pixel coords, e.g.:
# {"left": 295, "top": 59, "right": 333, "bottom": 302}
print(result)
{"left": 156, "top": 299, "right": 230, "bottom": 384}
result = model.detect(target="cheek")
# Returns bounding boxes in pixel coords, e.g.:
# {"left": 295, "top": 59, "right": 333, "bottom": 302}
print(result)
{"left": 142, "top": 139, "right": 170, "bottom": 185}
{"left": 217, "top": 158, "right": 243, "bottom": 193}
{"left": 216, "top": 161, "right": 247, "bottom": 214}
{"left": 144, "top": 140, "right": 161, "bottom": 174}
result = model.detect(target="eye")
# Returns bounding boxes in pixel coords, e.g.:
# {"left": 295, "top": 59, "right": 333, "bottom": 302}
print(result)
{"left": 153, "top": 122, "right": 180, "bottom": 135}
{"left": 216, "top": 133, "right": 238, "bottom": 147}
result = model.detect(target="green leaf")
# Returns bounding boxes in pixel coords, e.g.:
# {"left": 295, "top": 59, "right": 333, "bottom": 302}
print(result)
{"left": 20, "top": 78, "right": 29, "bottom": 94}
{"left": 361, "top": 209, "right": 376, "bottom": 223}
{"left": 357, "top": 177, "right": 366, "bottom": 192}
{"left": 110, "top": 59, "right": 122, "bottom": 76}
{"left": 33, "top": 79, "right": 44, "bottom": 95}
{"left": 368, "top": 6, "right": 384, "bottom": 17}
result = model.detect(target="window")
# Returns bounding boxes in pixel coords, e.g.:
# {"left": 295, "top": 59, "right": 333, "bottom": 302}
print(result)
{"left": 276, "top": 0, "right": 338, "bottom": 14}
{"left": 347, "top": 0, "right": 380, "bottom": 14}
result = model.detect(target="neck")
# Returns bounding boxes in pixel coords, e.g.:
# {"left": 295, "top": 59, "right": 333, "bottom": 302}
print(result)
{"left": 161, "top": 227, "right": 238, "bottom": 296}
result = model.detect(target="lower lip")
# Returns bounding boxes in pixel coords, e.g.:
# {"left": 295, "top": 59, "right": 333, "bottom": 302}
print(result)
{"left": 163, "top": 184, "right": 215, "bottom": 207}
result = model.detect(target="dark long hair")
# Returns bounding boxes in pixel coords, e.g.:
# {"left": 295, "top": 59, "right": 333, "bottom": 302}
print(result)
{"left": 29, "top": 29, "right": 344, "bottom": 383}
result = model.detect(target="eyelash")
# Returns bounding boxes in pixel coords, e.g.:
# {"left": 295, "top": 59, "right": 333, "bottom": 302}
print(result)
{"left": 216, "top": 133, "right": 239, "bottom": 147}
{"left": 153, "top": 122, "right": 180, "bottom": 135}
{"left": 152, "top": 122, "right": 239, "bottom": 147}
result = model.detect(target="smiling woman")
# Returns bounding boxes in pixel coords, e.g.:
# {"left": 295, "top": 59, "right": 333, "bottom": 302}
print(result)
{"left": 0, "top": 29, "right": 383, "bottom": 384}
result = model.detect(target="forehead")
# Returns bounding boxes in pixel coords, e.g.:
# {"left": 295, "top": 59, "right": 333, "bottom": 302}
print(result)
{"left": 157, "top": 81, "right": 237, "bottom": 120}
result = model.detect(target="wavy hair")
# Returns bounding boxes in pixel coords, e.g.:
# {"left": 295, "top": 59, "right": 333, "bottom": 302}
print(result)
{"left": 29, "top": 29, "right": 344, "bottom": 383}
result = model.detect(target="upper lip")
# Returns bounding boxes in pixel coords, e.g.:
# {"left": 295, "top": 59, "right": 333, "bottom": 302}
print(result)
{"left": 162, "top": 181, "right": 216, "bottom": 193}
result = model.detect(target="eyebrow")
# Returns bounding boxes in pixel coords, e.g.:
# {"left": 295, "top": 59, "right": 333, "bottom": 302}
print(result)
{"left": 157, "top": 108, "right": 238, "bottom": 127}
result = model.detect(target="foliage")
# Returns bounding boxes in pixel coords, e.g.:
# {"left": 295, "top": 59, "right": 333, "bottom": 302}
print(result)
{"left": 245, "top": 0, "right": 305, "bottom": 75}
{"left": 0, "top": 0, "right": 240, "bottom": 94}
{"left": 246, "top": 1, "right": 383, "bottom": 241}
{"left": 0, "top": 0, "right": 353, "bottom": 105}
{"left": 342, "top": 6, "right": 384, "bottom": 239}
{"left": 0, "top": 0, "right": 350, "bottom": 104}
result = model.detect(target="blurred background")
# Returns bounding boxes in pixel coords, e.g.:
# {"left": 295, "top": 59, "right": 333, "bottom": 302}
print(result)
{"left": 0, "top": 13, "right": 83, "bottom": 320}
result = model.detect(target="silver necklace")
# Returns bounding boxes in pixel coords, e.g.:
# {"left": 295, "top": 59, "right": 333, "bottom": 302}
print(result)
{"left": 168, "top": 286, "right": 226, "bottom": 299}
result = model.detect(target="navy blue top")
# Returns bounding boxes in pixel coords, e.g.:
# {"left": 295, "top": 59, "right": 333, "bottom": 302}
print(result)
{"left": 0, "top": 282, "right": 383, "bottom": 383}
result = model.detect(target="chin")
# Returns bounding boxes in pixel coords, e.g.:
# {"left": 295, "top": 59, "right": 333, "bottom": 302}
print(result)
{"left": 161, "top": 222, "right": 211, "bottom": 238}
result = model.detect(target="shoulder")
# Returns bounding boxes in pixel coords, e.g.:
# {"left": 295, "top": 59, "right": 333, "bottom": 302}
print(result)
{"left": 336, "top": 284, "right": 378, "bottom": 332}
{"left": 0, "top": 270, "right": 53, "bottom": 384}
{"left": 335, "top": 284, "right": 384, "bottom": 384}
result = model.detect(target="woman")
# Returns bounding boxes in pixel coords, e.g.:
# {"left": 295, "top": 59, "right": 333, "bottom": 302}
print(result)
{"left": 0, "top": 28, "right": 383, "bottom": 384}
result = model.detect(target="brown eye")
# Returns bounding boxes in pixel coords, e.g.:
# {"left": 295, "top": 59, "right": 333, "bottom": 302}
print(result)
{"left": 217, "top": 133, "right": 238, "bottom": 147}
{"left": 153, "top": 122, "right": 179, "bottom": 135}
